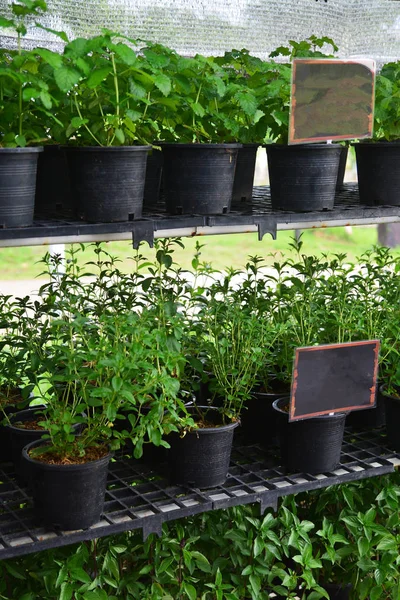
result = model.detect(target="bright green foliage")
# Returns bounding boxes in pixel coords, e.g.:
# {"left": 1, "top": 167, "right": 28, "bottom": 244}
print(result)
{"left": 374, "top": 60, "right": 400, "bottom": 141}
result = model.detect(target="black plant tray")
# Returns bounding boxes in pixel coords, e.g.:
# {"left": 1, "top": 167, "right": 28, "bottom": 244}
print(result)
{"left": 0, "top": 427, "right": 397, "bottom": 560}
{"left": 1, "top": 184, "right": 400, "bottom": 248}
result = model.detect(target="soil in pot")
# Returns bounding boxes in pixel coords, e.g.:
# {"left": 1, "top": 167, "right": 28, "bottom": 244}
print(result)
{"left": 0, "top": 147, "right": 43, "bottom": 228}
{"left": 232, "top": 144, "right": 258, "bottom": 203}
{"left": 167, "top": 406, "right": 239, "bottom": 488}
{"left": 65, "top": 145, "right": 151, "bottom": 222}
{"left": 22, "top": 439, "right": 111, "bottom": 530}
{"left": 273, "top": 397, "right": 346, "bottom": 474}
{"left": 160, "top": 143, "right": 241, "bottom": 215}
{"left": 266, "top": 143, "right": 341, "bottom": 212}
{"left": 355, "top": 141, "right": 400, "bottom": 206}
{"left": 380, "top": 384, "right": 400, "bottom": 451}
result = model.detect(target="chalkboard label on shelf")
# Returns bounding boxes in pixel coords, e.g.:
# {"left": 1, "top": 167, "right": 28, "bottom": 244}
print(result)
{"left": 289, "top": 58, "right": 376, "bottom": 144}
{"left": 289, "top": 340, "right": 380, "bottom": 422}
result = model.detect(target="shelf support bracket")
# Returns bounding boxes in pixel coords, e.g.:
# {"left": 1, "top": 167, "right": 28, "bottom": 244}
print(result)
{"left": 255, "top": 217, "right": 277, "bottom": 241}
{"left": 131, "top": 222, "right": 155, "bottom": 249}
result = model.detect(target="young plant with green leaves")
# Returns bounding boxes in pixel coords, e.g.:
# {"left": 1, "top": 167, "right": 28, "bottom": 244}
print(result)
{"left": 373, "top": 60, "right": 400, "bottom": 141}
{"left": 0, "top": 0, "right": 62, "bottom": 147}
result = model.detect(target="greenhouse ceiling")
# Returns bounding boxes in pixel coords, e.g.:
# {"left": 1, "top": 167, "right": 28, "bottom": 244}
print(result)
{"left": 0, "top": 0, "right": 399, "bottom": 62}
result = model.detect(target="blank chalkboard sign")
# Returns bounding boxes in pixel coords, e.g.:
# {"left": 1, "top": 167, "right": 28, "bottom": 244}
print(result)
{"left": 289, "top": 59, "right": 376, "bottom": 144}
{"left": 289, "top": 340, "right": 380, "bottom": 422}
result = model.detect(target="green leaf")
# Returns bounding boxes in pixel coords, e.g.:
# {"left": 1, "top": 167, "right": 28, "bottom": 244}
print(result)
{"left": 69, "top": 567, "right": 91, "bottom": 584}
{"left": 370, "top": 586, "right": 383, "bottom": 600}
{"left": 35, "top": 23, "right": 69, "bottom": 42}
{"left": 249, "top": 574, "right": 261, "bottom": 597}
{"left": 113, "top": 43, "right": 137, "bottom": 66}
{"left": 60, "top": 582, "right": 74, "bottom": 600}
{"left": 253, "top": 536, "right": 264, "bottom": 558}
{"left": 15, "top": 135, "right": 26, "bottom": 147}
{"left": 235, "top": 90, "right": 258, "bottom": 116}
{"left": 183, "top": 582, "right": 196, "bottom": 600}
{"left": 376, "top": 535, "right": 398, "bottom": 552}
{"left": 35, "top": 47, "right": 63, "bottom": 69}
{"left": 191, "top": 551, "right": 211, "bottom": 573}
{"left": 0, "top": 17, "right": 15, "bottom": 29}
{"left": 191, "top": 102, "right": 205, "bottom": 117}
{"left": 114, "top": 128, "right": 125, "bottom": 144}
{"left": 129, "top": 79, "right": 147, "bottom": 98}
{"left": 87, "top": 67, "right": 112, "bottom": 88}
{"left": 54, "top": 67, "right": 81, "bottom": 92}
{"left": 357, "top": 537, "right": 369, "bottom": 556}
{"left": 40, "top": 90, "right": 52, "bottom": 109}
{"left": 154, "top": 73, "right": 171, "bottom": 97}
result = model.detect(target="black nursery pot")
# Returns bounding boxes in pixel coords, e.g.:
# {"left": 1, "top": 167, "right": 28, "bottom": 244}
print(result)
{"left": 35, "top": 145, "right": 75, "bottom": 218}
{"left": 6, "top": 407, "right": 49, "bottom": 482}
{"left": 380, "top": 384, "right": 400, "bottom": 451}
{"left": 143, "top": 148, "right": 163, "bottom": 208}
{"left": 160, "top": 143, "right": 241, "bottom": 215}
{"left": 167, "top": 406, "right": 239, "bottom": 488}
{"left": 272, "top": 397, "right": 346, "bottom": 474}
{"left": 346, "top": 383, "right": 385, "bottom": 429}
{"left": 65, "top": 145, "right": 151, "bottom": 222}
{"left": 240, "top": 389, "right": 289, "bottom": 447}
{"left": 355, "top": 141, "right": 400, "bottom": 206}
{"left": 22, "top": 439, "right": 111, "bottom": 530}
{"left": 336, "top": 146, "right": 348, "bottom": 190}
{"left": 0, "top": 147, "right": 43, "bottom": 228}
{"left": 266, "top": 144, "right": 341, "bottom": 212}
{"left": 321, "top": 583, "right": 352, "bottom": 600}
{"left": 232, "top": 144, "right": 258, "bottom": 202}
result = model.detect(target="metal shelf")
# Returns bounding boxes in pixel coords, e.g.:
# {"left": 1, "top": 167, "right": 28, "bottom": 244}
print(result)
{"left": 0, "top": 427, "right": 397, "bottom": 560}
{"left": 0, "top": 184, "right": 399, "bottom": 248}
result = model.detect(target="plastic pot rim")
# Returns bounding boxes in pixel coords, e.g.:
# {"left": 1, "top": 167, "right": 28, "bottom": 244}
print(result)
{"left": 264, "top": 143, "right": 342, "bottom": 150}
{"left": 379, "top": 383, "right": 400, "bottom": 402}
{"left": 272, "top": 396, "right": 346, "bottom": 421}
{"left": 22, "top": 439, "right": 112, "bottom": 472}
{"left": 182, "top": 405, "right": 240, "bottom": 435}
{"left": 7, "top": 407, "right": 49, "bottom": 434}
{"left": 158, "top": 142, "right": 242, "bottom": 149}
{"left": 62, "top": 145, "right": 152, "bottom": 152}
{"left": 0, "top": 147, "right": 43, "bottom": 154}
{"left": 353, "top": 140, "right": 400, "bottom": 147}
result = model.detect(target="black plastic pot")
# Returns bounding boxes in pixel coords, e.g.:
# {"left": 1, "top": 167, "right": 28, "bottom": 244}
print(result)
{"left": 167, "top": 406, "right": 239, "bottom": 488}
{"left": 336, "top": 146, "right": 348, "bottom": 190}
{"left": 232, "top": 144, "right": 258, "bottom": 202}
{"left": 355, "top": 141, "right": 400, "bottom": 206}
{"left": 346, "top": 383, "right": 385, "bottom": 429}
{"left": 380, "top": 384, "right": 400, "bottom": 451}
{"left": 35, "top": 145, "right": 75, "bottom": 218}
{"left": 6, "top": 407, "right": 49, "bottom": 481}
{"left": 0, "top": 390, "right": 31, "bottom": 463}
{"left": 0, "top": 147, "right": 43, "bottom": 228}
{"left": 160, "top": 143, "right": 241, "bottom": 215}
{"left": 143, "top": 148, "right": 163, "bottom": 208}
{"left": 240, "top": 389, "right": 289, "bottom": 447}
{"left": 65, "top": 145, "right": 151, "bottom": 222}
{"left": 266, "top": 144, "right": 341, "bottom": 212}
{"left": 272, "top": 397, "right": 346, "bottom": 474}
{"left": 22, "top": 439, "right": 111, "bottom": 530}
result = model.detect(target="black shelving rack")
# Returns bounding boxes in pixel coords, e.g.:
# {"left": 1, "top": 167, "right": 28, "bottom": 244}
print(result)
{"left": 0, "top": 184, "right": 399, "bottom": 249}
{"left": 0, "top": 428, "right": 398, "bottom": 560}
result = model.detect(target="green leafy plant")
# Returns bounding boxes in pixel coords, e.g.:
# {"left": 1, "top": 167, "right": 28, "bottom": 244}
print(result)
{"left": 0, "top": 0, "right": 62, "bottom": 147}
{"left": 373, "top": 60, "right": 400, "bottom": 141}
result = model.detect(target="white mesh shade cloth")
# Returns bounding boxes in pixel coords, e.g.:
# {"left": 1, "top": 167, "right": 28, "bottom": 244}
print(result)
{"left": 0, "top": 0, "right": 399, "bottom": 62}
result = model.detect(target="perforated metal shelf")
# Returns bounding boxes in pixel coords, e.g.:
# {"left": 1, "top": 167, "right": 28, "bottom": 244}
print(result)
{"left": 0, "top": 427, "right": 397, "bottom": 560}
{"left": 1, "top": 184, "right": 400, "bottom": 248}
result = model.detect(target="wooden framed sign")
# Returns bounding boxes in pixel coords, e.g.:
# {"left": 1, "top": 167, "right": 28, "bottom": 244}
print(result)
{"left": 289, "top": 340, "right": 380, "bottom": 422}
{"left": 289, "top": 59, "right": 376, "bottom": 144}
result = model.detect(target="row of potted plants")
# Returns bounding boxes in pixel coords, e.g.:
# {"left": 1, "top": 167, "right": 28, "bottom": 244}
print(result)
{"left": 1, "top": 1, "right": 399, "bottom": 224}
{"left": 1, "top": 238, "right": 400, "bottom": 530}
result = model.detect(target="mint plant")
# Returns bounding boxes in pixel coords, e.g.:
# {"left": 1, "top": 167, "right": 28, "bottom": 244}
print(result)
{"left": 373, "top": 60, "right": 400, "bottom": 141}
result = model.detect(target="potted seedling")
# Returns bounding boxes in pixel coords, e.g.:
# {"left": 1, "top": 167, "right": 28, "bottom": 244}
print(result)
{"left": 54, "top": 31, "right": 167, "bottom": 222}
{"left": 354, "top": 59, "right": 400, "bottom": 206}
{"left": 0, "top": 0, "right": 62, "bottom": 226}
{"left": 265, "top": 36, "right": 342, "bottom": 212}
{"left": 151, "top": 48, "right": 241, "bottom": 215}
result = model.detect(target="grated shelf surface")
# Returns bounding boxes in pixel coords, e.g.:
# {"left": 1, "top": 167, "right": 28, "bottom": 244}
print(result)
{"left": 0, "top": 427, "right": 396, "bottom": 560}
{"left": 0, "top": 184, "right": 400, "bottom": 248}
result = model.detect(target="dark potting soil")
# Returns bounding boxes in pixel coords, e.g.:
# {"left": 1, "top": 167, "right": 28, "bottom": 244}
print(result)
{"left": 0, "top": 387, "right": 24, "bottom": 407}
{"left": 13, "top": 417, "right": 47, "bottom": 430}
{"left": 29, "top": 443, "right": 109, "bottom": 465}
